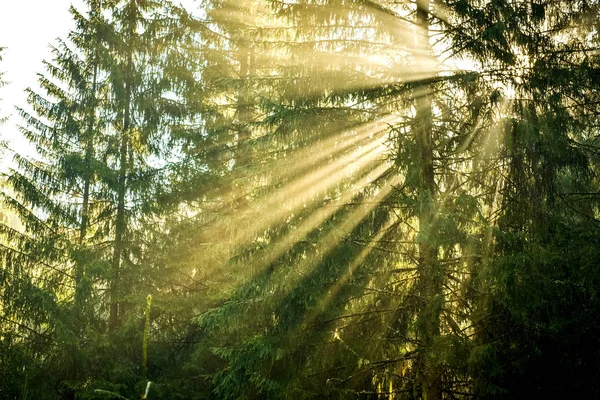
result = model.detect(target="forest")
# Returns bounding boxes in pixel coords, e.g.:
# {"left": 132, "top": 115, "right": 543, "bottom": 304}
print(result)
{"left": 2, "top": 0, "right": 600, "bottom": 398}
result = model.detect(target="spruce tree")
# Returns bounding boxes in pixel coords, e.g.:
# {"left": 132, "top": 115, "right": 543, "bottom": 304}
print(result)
{"left": 0, "top": 1, "right": 116, "bottom": 396}
{"left": 1, "top": 0, "right": 200, "bottom": 397}
{"left": 183, "top": 1, "right": 545, "bottom": 398}
{"left": 464, "top": 1, "right": 600, "bottom": 397}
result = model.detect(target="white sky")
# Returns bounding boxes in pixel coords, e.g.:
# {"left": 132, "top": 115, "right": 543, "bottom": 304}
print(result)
{"left": 0, "top": 0, "right": 198, "bottom": 171}
{"left": 0, "top": 0, "right": 86, "bottom": 167}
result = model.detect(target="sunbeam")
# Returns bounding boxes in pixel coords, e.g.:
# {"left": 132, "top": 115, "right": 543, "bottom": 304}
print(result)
{"left": 267, "top": 174, "right": 403, "bottom": 302}
{"left": 298, "top": 210, "right": 400, "bottom": 331}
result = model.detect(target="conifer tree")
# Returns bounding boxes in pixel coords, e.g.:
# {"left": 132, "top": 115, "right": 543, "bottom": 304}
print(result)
{"left": 181, "top": 1, "right": 563, "bottom": 398}
{"left": 463, "top": 1, "right": 600, "bottom": 397}
{"left": 0, "top": 1, "right": 116, "bottom": 396}
{"left": 1, "top": 0, "right": 199, "bottom": 397}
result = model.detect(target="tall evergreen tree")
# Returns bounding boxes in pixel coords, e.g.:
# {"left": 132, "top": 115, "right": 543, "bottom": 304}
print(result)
{"left": 464, "top": 1, "right": 600, "bottom": 398}
{"left": 1, "top": 1, "right": 200, "bottom": 397}
{"left": 0, "top": 1, "right": 120, "bottom": 396}
{"left": 181, "top": 0, "right": 600, "bottom": 398}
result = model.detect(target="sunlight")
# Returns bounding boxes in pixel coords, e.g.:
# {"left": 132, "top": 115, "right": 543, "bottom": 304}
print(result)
{"left": 224, "top": 133, "right": 388, "bottom": 241}
{"left": 269, "top": 174, "right": 403, "bottom": 303}
{"left": 253, "top": 115, "right": 399, "bottom": 187}
{"left": 299, "top": 211, "right": 399, "bottom": 331}
{"left": 237, "top": 162, "right": 394, "bottom": 280}
{"left": 197, "top": 161, "right": 394, "bottom": 286}
{"left": 187, "top": 114, "right": 396, "bottom": 233}
{"left": 205, "top": 0, "right": 444, "bottom": 100}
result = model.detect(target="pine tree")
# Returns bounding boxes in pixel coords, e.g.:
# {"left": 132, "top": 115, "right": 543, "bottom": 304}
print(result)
{"left": 1, "top": 1, "right": 200, "bottom": 397}
{"left": 98, "top": 0, "right": 200, "bottom": 334}
{"left": 464, "top": 1, "right": 600, "bottom": 397}
{"left": 0, "top": 2, "right": 117, "bottom": 396}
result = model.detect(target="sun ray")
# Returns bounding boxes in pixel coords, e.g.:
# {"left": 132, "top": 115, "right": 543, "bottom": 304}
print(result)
{"left": 238, "top": 162, "right": 394, "bottom": 278}
{"left": 221, "top": 132, "right": 389, "bottom": 243}
{"left": 298, "top": 210, "right": 400, "bottom": 331}
{"left": 265, "top": 174, "right": 403, "bottom": 302}
{"left": 202, "top": 0, "right": 444, "bottom": 100}
{"left": 189, "top": 116, "right": 394, "bottom": 232}
{"left": 199, "top": 160, "right": 394, "bottom": 284}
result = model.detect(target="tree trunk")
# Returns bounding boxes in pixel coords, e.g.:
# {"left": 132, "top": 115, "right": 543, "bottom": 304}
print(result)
{"left": 68, "top": 16, "right": 100, "bottom": 399}
{"left": 233, "top": 39, "right": 253, "bottom": 211}
{"left": 415, "top": 1, "right": 442, "bottom": 398}
{"left": 75, "top": 60, "right": 97, "bottom": 316}
{"left": 110, "top": 50, "right": 132, "bottom": 331}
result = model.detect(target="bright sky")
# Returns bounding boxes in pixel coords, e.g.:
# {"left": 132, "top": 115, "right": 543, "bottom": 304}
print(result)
{"left": 0, "top": 1, "right": 87, "bottom": 164}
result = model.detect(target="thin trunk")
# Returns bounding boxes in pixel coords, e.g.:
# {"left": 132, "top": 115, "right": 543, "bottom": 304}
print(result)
{"left": 75, "top": 61, "right": 97, "bottom": 315}
{"left": 415, "top": 1, "right": 442, "bottom": 398}
{"left": 110, "top": 51, "right": 132, "bottom": 331}
{"left": 70, "top": 6, "right": 100, "bottom": 399}
{"left": 233, "top": 39, "right": 253, "bottom": 211}
{"left": 237, "top": 41, "right": 251, "bottom": 127}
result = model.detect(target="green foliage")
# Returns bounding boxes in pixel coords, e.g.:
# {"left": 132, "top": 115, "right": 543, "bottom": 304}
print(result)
{"left": 3, "top": 1, "right": 600, "bottom": 399}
